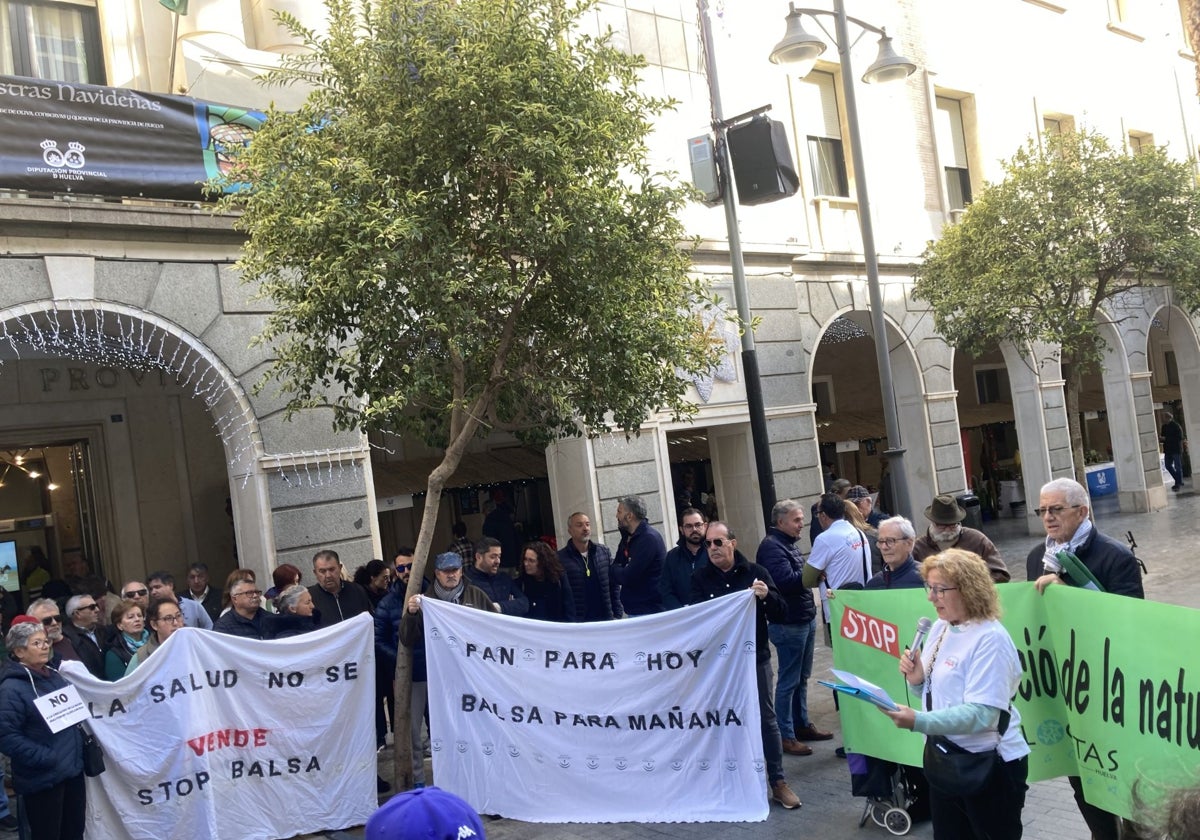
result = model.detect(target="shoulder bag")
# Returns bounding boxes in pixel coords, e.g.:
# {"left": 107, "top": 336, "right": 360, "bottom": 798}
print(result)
{"left": 921, "top": 629, "right": 1009, "bottom": 798}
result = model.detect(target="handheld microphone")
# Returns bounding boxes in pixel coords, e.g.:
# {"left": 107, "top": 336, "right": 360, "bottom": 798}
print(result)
{"left": 907, "top": 616, "right": 932, "bottom": 661}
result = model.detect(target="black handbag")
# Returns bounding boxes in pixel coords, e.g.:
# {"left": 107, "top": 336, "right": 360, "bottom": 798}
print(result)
{"left": 923, "top": 730, "right": 1002, "bottom": 797}
{"left": 81, "top": 726, "right": 106, "bottom": 777}
{"left": 921, "top": 628, "right": 1009, "bottom": 797}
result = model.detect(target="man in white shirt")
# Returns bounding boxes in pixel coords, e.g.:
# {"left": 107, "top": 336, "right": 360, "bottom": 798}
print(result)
{"left": 802, "top": 493, "right": 870, "bottom": 620}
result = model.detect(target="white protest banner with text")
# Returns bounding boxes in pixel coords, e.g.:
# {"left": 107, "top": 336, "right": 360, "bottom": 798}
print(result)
{"left": 61, "top": 613, "right": 377, "bottom": 840}
{"left": 422, "top": 591, "right": 766, "bottom": 822}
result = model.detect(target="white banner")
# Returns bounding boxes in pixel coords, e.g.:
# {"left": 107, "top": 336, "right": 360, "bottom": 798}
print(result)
{"left": 423, "top": 590, "right": 766, "bottom": 822}
{"left": 60, "top": 613, "right": 377, "bottom": 840}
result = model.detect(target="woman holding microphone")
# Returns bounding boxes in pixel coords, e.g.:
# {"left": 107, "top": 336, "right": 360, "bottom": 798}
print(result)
{"left": 882, "top": 548, "right": 1029, "bottom": 839}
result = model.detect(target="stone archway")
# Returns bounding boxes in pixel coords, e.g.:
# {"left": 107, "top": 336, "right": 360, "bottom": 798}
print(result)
{"left": 0, "top": 299, "right": 275, "bottom": 575}
{"left": 809, "top": 307, "right": 938, "bottom": 518}
{"left": 1147, "top": 304, "right": 1200, "bottom": 488}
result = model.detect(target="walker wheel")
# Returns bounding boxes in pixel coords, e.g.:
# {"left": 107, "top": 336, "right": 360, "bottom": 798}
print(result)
{"left": 884, "top": 807, "right": 912, "bottom": 836}
{"left": 871, "top": 800, "right": 892, "bottom": 826}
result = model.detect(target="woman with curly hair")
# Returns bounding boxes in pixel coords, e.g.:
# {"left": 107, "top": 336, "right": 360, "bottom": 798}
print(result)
{"left": 517, "top": 541, "right": 575, "bottom": 622}
{"left": 882, "top": 548, "right": 1029, "bottom": 839}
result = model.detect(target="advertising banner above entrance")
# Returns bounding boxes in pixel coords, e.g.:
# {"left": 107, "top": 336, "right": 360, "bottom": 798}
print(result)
{"left": 0, "top": 74, "right": 264, "bottom": 200}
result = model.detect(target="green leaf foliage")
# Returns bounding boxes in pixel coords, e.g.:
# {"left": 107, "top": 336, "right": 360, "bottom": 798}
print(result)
{"left": 914, "top": 128, "right": 1200, "bottom": 372}
{"left": 216, "top": 0, "right": 723, "bottom": 449}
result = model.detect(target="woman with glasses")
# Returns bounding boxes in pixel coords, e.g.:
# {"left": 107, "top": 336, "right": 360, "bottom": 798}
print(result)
{"left": 103, "top": 600, "right": 150, "bottom": 681}
{"left": 125, "top": 597, "right": 185, "bottom": 675}
{"left": 0, "top": 616, "right": 86, "bottom": 840}
{"left": 881, "top": 548, "right": 1028, "bottom": 839}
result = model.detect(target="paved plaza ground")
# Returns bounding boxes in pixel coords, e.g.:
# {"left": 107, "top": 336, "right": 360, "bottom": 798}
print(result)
{"left": 328, "top": 484, "right": 1198, "bottom": 840}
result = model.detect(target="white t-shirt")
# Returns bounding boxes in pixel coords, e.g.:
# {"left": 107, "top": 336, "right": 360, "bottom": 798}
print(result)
{"left": 920, "top": 618, "right": 1030, "bottom": 761}
{"left": 809, "top": 518, "right": 869, "bottom": 622}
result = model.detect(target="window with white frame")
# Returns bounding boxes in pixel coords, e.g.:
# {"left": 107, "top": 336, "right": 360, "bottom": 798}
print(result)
{"left": 1, "top": 0, "right": 104, "bottom": 83}
{"left": 935, "top": 96, "right": 973, "bottom": 212}
{"left": 795, "top": 71, "right": 849, "bottom": 198}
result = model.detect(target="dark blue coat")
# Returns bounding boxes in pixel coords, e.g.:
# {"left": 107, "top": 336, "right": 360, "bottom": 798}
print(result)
{"left": 1024, "top": 528, "right": 1144, "bottom": 597}
{"left": 376, "top": 579, "right": 423, "bottom": 681}
{"left": 464, "top": 566, "right": 530, "bottom": 617}
{"left": 0, "top": 660, "right": 84, "bottom": 794}
{"left": 613, "top": 520, "right": 666, "bottom": 616}
{"left": 755, "top": 527, "right": 817, "bottom": 624}
{"left": 866, "top": 556, "right": 924, "bottom": 590}
{"left": 659, "top": 537, "right": 708, "bottom": 611}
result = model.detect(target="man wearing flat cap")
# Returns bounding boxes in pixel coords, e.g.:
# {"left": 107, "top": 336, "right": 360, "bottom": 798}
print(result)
{"left": 911, "top": 494, "right": 1010, "bottom": 583}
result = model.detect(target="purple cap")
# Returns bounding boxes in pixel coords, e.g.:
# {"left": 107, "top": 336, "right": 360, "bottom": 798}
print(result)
{"left": 365, "top": 787, "right": 485, "bottom": 840}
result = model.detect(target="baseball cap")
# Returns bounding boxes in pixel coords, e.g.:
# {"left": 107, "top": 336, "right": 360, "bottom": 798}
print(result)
{"left": 365, "top": 787, "right": 485, "bottom": 840}
{"left": 847, "top": 485, "right": 871, "bottom": 500}
{"left": 434, "top": 552, "right": 463, "bottom": 572}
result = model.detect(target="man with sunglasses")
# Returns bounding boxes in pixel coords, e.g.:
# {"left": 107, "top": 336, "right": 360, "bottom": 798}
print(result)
{"left": 1026, "top": 477, "right": 1142, "bottom": 840}
{"left": 62, "top": 594, "right": 108, "bottom": 678}
{"left": 26, "top": 598, "right": 79, "bottom": 666}
{"left": 119, "top": 580, "right": 150, "bottom": 611}
{"left": 691, "top": 521, "right": 798, "bottom": 810}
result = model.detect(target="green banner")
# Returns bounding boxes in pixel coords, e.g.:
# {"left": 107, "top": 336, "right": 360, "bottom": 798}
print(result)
{"left": 830, "top": 585, "right": 1200, "bottom": 821}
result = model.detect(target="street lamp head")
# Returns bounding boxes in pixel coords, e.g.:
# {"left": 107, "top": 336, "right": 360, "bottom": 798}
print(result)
{"left": 861, "top": 32, "right": 916, "bottom": 84}
{"left": 769, "top": 4, "right": 826, "bottom": 78}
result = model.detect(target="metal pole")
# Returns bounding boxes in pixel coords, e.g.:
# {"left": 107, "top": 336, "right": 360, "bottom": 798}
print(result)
{"left": 698, "top": 0, "right": 778, "bottom": 528}
{"left": 832, "top": 0, "right": 910, "bottom": 519}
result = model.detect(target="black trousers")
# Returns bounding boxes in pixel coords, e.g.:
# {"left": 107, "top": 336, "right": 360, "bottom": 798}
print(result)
{"left": 1068, "top": 774, "right": 1120, "bottom": 840}
{"left": 929, "top": 755, "right": 1028, "bottom": 840}
{"left": 24, "top": 774, "right": 86, "bottom": 840}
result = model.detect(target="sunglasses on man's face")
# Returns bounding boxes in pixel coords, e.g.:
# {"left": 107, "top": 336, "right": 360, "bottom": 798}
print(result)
{"left": 122, "top": 589, "right": 148, "bottom": 599}
{"left": 41, "top": 615, "right": 62, "bottom": 626}
{"left": 704, "top": 538, "right": 730, "bottom": 548}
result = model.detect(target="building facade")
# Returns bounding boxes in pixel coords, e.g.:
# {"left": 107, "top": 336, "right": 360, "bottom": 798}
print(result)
{"left": 1, "top": 0, "right": 1197, "bottom": 596}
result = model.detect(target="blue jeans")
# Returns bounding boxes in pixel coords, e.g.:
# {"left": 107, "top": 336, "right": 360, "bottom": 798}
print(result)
{"left": 768, "top": 618, "right": 816, "bottom": 740}
{"left": 1166, "top": 452, "right": 1184, "bottom": 487}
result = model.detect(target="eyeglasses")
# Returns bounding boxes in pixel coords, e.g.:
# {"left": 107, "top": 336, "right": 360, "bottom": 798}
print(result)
{"left": 40, "top": 615, "right": 62, "bottom": 626}
{"left": 1033, "top": 504, "right": 1081, "bottom": 518}
{"left": 704, "top": 538, "right": 730, "bottom": 548}
{"left": 878, "top": 537, "right": 911, "bottom": 547}
{"left": 122, "top": 589, "right": 148, "bottom": 599}
{"left": 396, "top": 564, "right": 412, "bottom": 572}
{"left": 154, "top": 613, "right": 184, "bottom": 624}
{"left": 925, "top": 584, "right": 959, "bottom": 598}
{"left": 27, "top": 639, "right": 52, "bottom": 649}
{"left": 75, "top": 603, "right": 99, "bottom": 612}
{"left": 233, "top": 589, "right": 262, "bottom": 598}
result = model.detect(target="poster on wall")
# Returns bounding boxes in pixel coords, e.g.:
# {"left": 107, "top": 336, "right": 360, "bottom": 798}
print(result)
{"left": 0, "top": 74, "right": 264, "bottom": 200}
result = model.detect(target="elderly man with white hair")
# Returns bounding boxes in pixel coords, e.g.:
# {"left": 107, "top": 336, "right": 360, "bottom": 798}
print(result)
{"left": 1025, "top": 476, "right": 1143, "bottom": 840}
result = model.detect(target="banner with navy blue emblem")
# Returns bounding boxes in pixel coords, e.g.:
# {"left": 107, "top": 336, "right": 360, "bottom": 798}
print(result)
{"left": 421, "top": 591, "right": 766, "bottom": 823}
{"left": 0, "top": 74, "right": 263, "bottom": 200}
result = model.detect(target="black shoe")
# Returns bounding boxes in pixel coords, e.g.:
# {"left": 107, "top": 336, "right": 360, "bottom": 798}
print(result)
{"left": 377, "top": 775, "right": 392, "bottom": 794}
{"left": 0, "top": 815, "right": 16, "bottom": 830}
{"left": 835, "top": 746, "right": 846, "bottom": 759}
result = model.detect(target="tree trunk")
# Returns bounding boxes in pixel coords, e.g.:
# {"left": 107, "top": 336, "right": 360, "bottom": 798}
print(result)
{"left": 1062, "top": 356, "right": 1087, "bottom": 485}
{"left": 391, "top": 415, "right": 484, "bottom": 791}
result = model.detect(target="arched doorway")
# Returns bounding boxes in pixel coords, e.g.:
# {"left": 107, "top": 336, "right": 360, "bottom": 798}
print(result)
{"left": 0, "top": 300, "right": 272, "bottom": 598}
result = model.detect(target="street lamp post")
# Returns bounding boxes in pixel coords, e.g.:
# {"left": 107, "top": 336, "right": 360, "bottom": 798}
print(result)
{"left": 769, "top": 1, "right": 915, "bottom": 519}
{"left": 697, "top": 0, "right": 778, "bottom": 530}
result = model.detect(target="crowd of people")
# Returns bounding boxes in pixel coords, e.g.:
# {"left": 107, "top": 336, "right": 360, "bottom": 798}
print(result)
{"left": 0, "top": 475, "right": 1164, "bottom": 839}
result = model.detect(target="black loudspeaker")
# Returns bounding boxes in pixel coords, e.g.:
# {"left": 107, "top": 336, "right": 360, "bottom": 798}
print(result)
{"left": 726, "top": 117, "right": 799, "bottom": 206}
